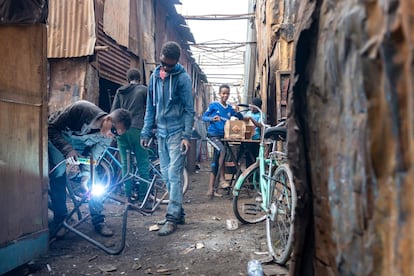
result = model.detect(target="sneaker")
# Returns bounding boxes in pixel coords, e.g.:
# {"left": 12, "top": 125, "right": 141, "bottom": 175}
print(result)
{"left": 158, "top": 221, "right": 177, "bottom": 236}
{"left": 157, "top": 217, "right": 185, "bottom": 225}
{"left": 128, "top": 196, "right": 138, "bottom": 204}
{"left": 94, "top": 224, "right": 114, "bottom": 237}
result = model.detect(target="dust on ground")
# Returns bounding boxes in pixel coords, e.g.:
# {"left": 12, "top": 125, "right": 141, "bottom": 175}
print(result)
{"left": 9, "top": 162, "right": 288, "bottom": 276}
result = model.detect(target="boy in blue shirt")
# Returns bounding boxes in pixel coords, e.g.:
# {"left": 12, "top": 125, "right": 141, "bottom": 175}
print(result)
{"left": 243, "top": 97, "right": 263, "bottom": 168}
{"left": 244, "top": 97, "right": 263, "bottom": 140}
{"left": 202, "top": 84, "right": 243, "bottom": 197}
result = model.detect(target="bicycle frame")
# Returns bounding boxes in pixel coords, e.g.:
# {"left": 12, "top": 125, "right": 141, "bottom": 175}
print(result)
{"left": 233, "top": 104, "right": 285, "bottom": 212}
{"left": 232, "top": 103, "right": 295, "bottom": 265}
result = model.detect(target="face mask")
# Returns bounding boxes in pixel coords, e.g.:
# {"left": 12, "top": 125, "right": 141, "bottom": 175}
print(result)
{"left": 160, "top": 68, "right": 166, "bottom": 80}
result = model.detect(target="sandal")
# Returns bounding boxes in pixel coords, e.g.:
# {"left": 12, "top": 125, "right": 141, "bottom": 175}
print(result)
{"left": 206, "top": 191, "right": 223, "bottom": 198}
{"left": 220, "top": 181, "right": 231, "bottom": 189}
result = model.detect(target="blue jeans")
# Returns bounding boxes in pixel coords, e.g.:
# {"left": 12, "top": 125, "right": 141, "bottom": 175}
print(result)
{"left": 157, "top": 132, "right": 185, "bottom": 223}
{"left": 48, "top": 133, "right": 111, "bottom": 225}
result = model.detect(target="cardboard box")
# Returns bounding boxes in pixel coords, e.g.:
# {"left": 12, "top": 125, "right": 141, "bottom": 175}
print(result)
{"left": 224, "top": 120, "right": 246, "bottom": 139}
{"left": 245, "top": 124, "right": 255, "bottom": 140}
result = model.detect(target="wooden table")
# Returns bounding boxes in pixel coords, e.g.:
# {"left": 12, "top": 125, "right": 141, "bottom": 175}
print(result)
{"left": 221, "top": 138, "right": 260, "bottom": 188}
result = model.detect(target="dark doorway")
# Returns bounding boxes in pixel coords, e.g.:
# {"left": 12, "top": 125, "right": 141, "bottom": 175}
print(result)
{"left": 99, "top": 78, "right": 121, "bottom": 112}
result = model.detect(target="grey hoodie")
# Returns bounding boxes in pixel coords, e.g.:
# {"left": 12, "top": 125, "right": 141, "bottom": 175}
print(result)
{"left": 111, "top": 83, "right": 147, "bottom": 129}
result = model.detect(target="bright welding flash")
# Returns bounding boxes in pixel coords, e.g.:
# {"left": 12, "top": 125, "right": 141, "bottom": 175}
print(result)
{"left": 91, "top": 183, "right": 106, "bottom": 197}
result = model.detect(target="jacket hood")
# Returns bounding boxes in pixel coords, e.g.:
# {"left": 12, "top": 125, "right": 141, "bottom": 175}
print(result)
{"left": 151, "top": 63, "right": 187, "bottom": 105}
{"left": 117, "top": 83, "right": 137, "bottom": 94}
{"left": 153, "top": 63, "right": 185, "bottom": 77}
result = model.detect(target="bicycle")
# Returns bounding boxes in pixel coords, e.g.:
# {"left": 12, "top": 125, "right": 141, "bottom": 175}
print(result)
{"left": 49, "top": 148, "right": 178, "bottom": 254}
{"left": 232, "top": 104, "right": 297, "bottom": 265}
{"left": 93, "top": 137, "right": 189, "bottom": 204}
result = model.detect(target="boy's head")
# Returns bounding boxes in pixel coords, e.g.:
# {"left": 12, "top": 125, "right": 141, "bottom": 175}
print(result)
{"left": 127, "top": 68, "right": 140, "bottom": 83}
{"left": 218, "top": 84, "right": 230, "bottom": 104}
{"left": 251, "top": 98, "right": 262, "bottom": 112}
{"left": 160, "top": 41, "right": 181, "bottom": 73}
{"left": 101, "top": 109, "right": 132, "bottom": 138}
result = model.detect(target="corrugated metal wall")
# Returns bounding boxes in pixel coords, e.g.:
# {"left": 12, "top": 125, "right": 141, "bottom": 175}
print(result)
{"left": 95, "top": 0, "right": 136, "bottom": 85}
{"left": 47, "top": 0, "right": 96, "bottom": 58}
{"left": 103, "top": 0, "right": 130, "bottom": 48}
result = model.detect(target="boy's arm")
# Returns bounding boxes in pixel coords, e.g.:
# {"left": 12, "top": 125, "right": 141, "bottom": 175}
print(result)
{"left": 201, "top": 104, "right": 216, "bottom": 121}
{"left": 141, "top": 77, "right": 155, "bottom": 139}
{"left": 179, "top": 74, "right": 195, "bottom": 140}
{"left": 110, "top": 90, "right": 120, "bottom": 112}
{"left": 48, "top": 108, "right": 75, "bottom": 156}
{"left": 230, "top": 107, "right": 244, "bottom": 120}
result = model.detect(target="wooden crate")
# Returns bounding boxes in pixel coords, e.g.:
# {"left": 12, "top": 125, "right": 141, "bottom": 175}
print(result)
{"left": 224, "top": 120, "right": 246, "bottom": 140}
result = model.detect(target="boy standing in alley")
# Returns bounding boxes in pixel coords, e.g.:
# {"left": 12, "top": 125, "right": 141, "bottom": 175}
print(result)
{"left": 141, "top": 41, "right": 195, "bottom": 236}
{"left": 111, "top": 68, "right": 150, "bottom": 207}
{"left": 202, "top": 84, "right": 243, "bottom": 198}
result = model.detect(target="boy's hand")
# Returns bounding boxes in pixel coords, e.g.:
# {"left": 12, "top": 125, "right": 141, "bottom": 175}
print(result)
{"left": 66, "top": 150, "right": 80, "bottom": 165}
{"left": 212, "top": 115, "right": 220, "bottom": 122}
{"left": 140, "top": 138, "right": 149, "bottom": 148}
{"left": 181, "top": 139, "right": 190, "bottom": 155}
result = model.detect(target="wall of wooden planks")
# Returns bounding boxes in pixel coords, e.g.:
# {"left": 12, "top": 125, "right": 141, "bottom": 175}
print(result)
{"left": 0, "top": 24, "right": 49, "bottom": 274}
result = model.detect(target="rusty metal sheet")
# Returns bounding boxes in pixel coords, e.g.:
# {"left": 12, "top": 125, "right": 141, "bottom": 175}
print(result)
{"left": 133, "top": 0, "right": 156, "bottom": 64}
{"left": 96, "top": 20, "right": 133, "bottom": 85}
{"left": 95, "top": 0, "right": 140, "bottom": 85}
{"left": 103, "top": 0, "right": 129, "bottom": 47}
{"left": 47, "top": 0, "right": 96, "bottom": 58}
{"left": 48, "top": 58, "right": 89, "bottom": 113}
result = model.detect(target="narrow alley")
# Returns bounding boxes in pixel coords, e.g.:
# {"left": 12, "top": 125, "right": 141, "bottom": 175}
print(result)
{"left": 9, "top": 162, "right": 288, "bottom": 276}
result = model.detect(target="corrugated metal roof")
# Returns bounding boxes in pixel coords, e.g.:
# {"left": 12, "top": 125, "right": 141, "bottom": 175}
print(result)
{"left": 47, "top": 0, "right": 96, "bottom": 58}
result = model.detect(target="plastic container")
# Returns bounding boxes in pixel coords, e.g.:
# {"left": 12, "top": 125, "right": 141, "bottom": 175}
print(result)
{"left": 247, "top": 259, "right": 264, "bottom": 276}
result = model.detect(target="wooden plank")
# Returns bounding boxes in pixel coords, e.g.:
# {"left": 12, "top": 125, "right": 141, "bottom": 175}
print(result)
{"left": 0, "top": 24, "right": 48, "bottom": 273}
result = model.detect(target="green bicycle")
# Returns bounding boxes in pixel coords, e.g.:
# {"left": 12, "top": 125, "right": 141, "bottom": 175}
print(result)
{"left": 232, "top": 104, "right": 296, "bottom": 265}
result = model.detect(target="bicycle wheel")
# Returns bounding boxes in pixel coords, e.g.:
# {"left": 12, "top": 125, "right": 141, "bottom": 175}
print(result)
{"left": 232, "top": 163, "right": 266, "bottom": 224}
{"left": 66, "top": 161, "right": 112, "bottom": 203}
{"left": 266, "top": 163, "right": 296, "bottom": 265}
{"left": 151, "top": 159, "right": 189, "bottom": 204}
{"left": 94, "top": 160, "right": 112, "bottom": 188}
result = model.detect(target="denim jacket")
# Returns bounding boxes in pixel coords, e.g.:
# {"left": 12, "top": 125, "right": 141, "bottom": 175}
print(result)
{"left": 142, "top": 63, "right": 195, "bottom": 140}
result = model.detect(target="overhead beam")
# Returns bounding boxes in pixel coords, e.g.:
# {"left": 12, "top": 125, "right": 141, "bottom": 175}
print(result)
{"left": 183, "top": 13, "right": 254, "bottom": 20}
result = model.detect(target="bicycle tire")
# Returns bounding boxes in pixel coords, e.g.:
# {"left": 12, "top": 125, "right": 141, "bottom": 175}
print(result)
{"left": 266, "top": 163, "right": 296, "bottom": 265}
{"left": 151, "top": 159, "right": 189, "bottom": 204}
{"left": 95, "top": 160, "right": 113, "bottom": 188}
{"left": 66, "top": 160, "right": 112, "bottom": 204}
{"left": 232, "top": 163, "right": 266, "bottom": 224}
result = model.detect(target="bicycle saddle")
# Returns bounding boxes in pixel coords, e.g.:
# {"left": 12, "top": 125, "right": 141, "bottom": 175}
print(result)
{"left": 264, "top": 127, "right": 287, "bottom": 141}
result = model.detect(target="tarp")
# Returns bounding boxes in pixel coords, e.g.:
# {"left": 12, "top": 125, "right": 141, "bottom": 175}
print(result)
{"left": 0, "top": 0, "right": 47, "bottom": 24}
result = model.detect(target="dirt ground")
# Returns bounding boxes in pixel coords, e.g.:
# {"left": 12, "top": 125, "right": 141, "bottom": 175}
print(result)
{"left": 8, "top": 162, "right": 288, "bottom": 276}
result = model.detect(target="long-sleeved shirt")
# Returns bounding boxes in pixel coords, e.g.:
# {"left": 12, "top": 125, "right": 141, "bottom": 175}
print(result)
{"left": 48, "top": 100, "right": 107, "bottom": 156}
{"left": 202, "top": 102, "right": 242, "bottom": 137}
